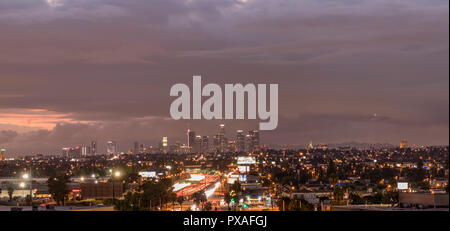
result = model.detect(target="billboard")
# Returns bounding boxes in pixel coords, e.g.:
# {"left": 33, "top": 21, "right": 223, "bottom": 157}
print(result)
{"left": 238, "top": 165, "right": 250, "bottom": 173}
{"left": 139, "top": 171, "right": 157, "bottom": 178}
{"left": 397, "top": 182, "right": 408, "bottom": 190}
{"left": 237, "top": 156, "right": 256, "bottom": 165}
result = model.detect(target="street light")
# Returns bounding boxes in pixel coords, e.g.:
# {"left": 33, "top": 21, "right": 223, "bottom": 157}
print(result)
{"left": 22, "top": 172, "right": 32, "bottom": 206}
{"left": 112, "top": 170, "right": 121, "bottom": 202}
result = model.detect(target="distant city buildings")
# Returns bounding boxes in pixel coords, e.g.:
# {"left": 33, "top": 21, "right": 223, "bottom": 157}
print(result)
{"left": 62, "top": 147, "right": 81, "bottom": 158}
{"left": 134, "top": 141, "right": 139, "bottom": 154}
{"left": 0, "top": 148, "right": 5, "bottom": 160}
{"left": 236, "top": 130, "right": 245, "bottom": 152}
{"left": 400, "top": 140, "right": 408, "bottom": 149}
{"left": 106, "top": 141, "right": 117, "bottom": 155}
{"left": 162, "top": 137, "right": 168, "bottom": 154}
{"left": 187, "top": 129, "right": 196, "bottom": 150}
{"left": 91, "top": 140, "right": 97, "bottom": 155}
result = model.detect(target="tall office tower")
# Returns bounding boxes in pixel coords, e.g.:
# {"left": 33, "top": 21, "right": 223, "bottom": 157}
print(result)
{"left": 0, "top": 148, "right": 6, "bottom": 160}
{"left": 202, "top": 136, "right": 209, "bottom": 153}
{"left": 81, "top": 146, "right": 91, "bottom": 156}
{"left": 187, "top": 129, "right": 196, "bottom": 149}
{"left": 62, "top": 147, "right": 70, "bottom": 157}
{"left": 213, "top": 134, "right": 220, "bottom": 153}
{"left": 194, "top": 135, "right": 202, "bottom": 153}
{"left": 249, "top": 130, "right": 260, "bottom": 153}
{"left": 162, "top": 137, "right": 168, "bottom": 154}
{"left": 139, "top": 144, "right": 146, "bottom": 154}
{"left": 91, "top": 140, "right": 97, "bottom": 155}
{"left": 400, "top": 140, "right": 408, "bottom": 149}
{"left": 218, "top": 124, "right": 227, "bottom": 153}
{"left": 245, "top": 134, "right": 252, "bottom": 153}
{"left": 106, "top": 141, "right": 117, "bottom": 155}
{"left": 236, "top": 130, "right": 245, "bottom": 152}
{"left": 133, "top": 141, "right": 139, "bottom": 154}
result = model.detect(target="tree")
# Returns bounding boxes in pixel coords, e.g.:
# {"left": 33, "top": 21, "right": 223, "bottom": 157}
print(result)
{"left": 192, "top": 190, "right": 207, "bottom": 210}
{"left": 168, "top": 192, "right": 177, "bottom": 211}
{"left": 224, "top": 192, "right": 232, "bottom": 210}
{"left": 114, "top": 191, "right": 143, "bottom": 211}
{"left": 141, "top": 178, "right": 173, "bottom": 210}
{"left": 204, "top": 202, "right": 212, "bottom": 211}
{"left": 47, "top": 174, "right": 70, "bottom": 206}
{"left": 7, "top": 185, "right": 14, "bottom": 202}
{"left": 176, "top": 196, "right": 184, "bottom": 211}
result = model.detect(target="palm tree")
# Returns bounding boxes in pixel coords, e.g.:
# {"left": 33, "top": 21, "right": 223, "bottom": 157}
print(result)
{"left": 7, "top": 186, "right": 14, "bottom": 202}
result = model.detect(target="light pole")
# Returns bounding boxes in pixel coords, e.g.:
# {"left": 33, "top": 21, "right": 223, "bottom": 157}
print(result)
{"left": 23, "top": 172, "right": 32, "bottom": 206}
{"left": 113, "top": 171, "right": 121, "bottom": 201}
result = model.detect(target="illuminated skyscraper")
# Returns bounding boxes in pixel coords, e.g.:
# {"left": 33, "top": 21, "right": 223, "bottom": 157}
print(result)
{"left": 91, "top": 140, "right": 97, "bottom": 155}
{"left": 236, "top": 130, "right": 245, "bottom": 152}
{"left": 218, "top": 124, "right": 227, "bottom": 153}
{"left": 246, "top": 130, "right": 260, "bottom": 153}
{"left": 400, "top": 140, "right": 408, "bottom": 149}
{"left": 81, "top": 146, "right": 91, "bottom": 156}
{"left": 133, "top": 141, "right": 139, "bottom": 154}
{"left": 106, "top": 141, "right": 117, "bottom": 155}
{"left": 194, "top": 135, "right": 202, "bottom": 153}
{"left": 187, "top": 129, "right": 196, "bottom": 149}
{"left": 213, "top": 135, "right": 220, "bottom": 153}
{"left": 162, "top": 137, "right": 168, "bottom": 154}
{"left": 202, "top": 136, "right": 209, "bottom": 153}
{"left": 0, "top": 148, "right": 5, "bottom": 160}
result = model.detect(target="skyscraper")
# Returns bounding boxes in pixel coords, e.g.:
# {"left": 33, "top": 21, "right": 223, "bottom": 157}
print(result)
{"left": 218, "top": 124, "right": 227, "bottom": 153}
{"left": 194, "top": 135, "right": 202, "bottom": 153}
{"left": 187, "top": 129, "right": 196, "bottom": 151}
{"left": 106, "top": 141, "right": 117, "bottom": 155}
{"left": 236, "top": 130, "right": 245, "bottom": 152}
{"left": 91, "top": 140, "right": 97, "bottom": 155}
{"left": 133, "top": 141, "right": 139, "bottom": 154}
{"left": 246, "top": 130, "right": 260, "bottom": 153}
{"left": 400, "top": 140, "right": 408, "bottom": 149}
{"left": 0, "top": 148, "right": 5, "bottom": 161}
{"left": 202, "top": 136, "right": 209, "bottom": 153}
{"left": 162, "top": 137, "right": 168, "bottom": 154}
{"left": 81, "top": 146, "right": 91, "bottom": 156}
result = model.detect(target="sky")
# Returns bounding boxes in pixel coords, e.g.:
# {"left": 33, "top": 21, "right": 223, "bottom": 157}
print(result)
{"left": 0, "top": 0, "right": 448, "bottom": 156}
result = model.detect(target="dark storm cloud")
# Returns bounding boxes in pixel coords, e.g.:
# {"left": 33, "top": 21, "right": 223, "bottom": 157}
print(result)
{"left": 0, "top": 0, "right": 448, "bottom": 155}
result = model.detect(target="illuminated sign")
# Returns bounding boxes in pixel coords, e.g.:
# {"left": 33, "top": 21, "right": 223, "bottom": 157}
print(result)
{"left": 397, "top": 182, "right": 408, "bottom": 190}
{"left": 139, "top": 171, "right": 157, "bottom": 178}
{"left": 238, "top": 166, "right": 249, "bottom": 173}
{"left": 237, "top": 156, "right": 256, "bottom": 165}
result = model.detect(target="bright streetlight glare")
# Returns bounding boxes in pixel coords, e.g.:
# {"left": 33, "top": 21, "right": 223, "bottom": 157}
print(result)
{"left": 22, "top": 173, "right": 29, "bottom": 179}
{"left": 114, "top": 171, "right": 121, "bottom": 177}
{"left": 20, "top": 182, "right": 25, "bottom": 188}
